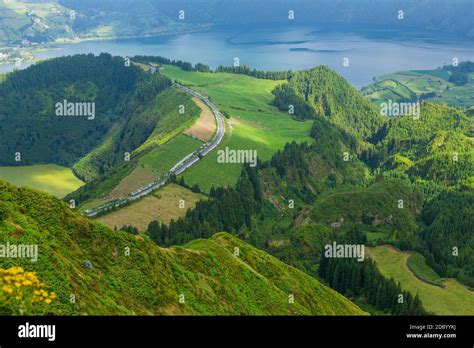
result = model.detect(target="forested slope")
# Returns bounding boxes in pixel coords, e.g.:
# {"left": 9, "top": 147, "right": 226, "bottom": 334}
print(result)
{"left": 0, "top": 53, "right": 169, "bottom": 169}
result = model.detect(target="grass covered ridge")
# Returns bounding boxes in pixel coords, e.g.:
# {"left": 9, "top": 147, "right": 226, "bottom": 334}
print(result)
{"left": 0, "top": 180, "right": 365, "bottom": 316}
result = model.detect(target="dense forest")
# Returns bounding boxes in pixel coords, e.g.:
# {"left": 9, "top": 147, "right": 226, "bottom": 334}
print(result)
{"left": 421, "top": 191, "right": 474, "bottom": 287}
{"left": 272, "top": 66, "right": 386, "bottom": 140}
{"left": 0, "top": 53, "right": 171, "bottom": 169}
{"left": 364, "top": 102, "right": 473, "bottom": 193}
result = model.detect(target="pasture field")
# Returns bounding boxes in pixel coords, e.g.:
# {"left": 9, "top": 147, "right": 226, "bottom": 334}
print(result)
{"left": 0, "top": 164, "right": 84, "bottom": 198}
{"left": 97, "top": 183, "right": 206, "bottom": 231}
{"left": 161, "top": 65, "right": 314, "bottom": 192}
{"left": 364, "top": 69, "right": 474, "bottom": 109}
{"left": 139, "top": 134, "right": 203, "bottom": 176}
{"left": 367, "top": 245, "right": 474, "bottom": 315}
{"left": 108, "top": 165, "right": 160, "bottom": 200}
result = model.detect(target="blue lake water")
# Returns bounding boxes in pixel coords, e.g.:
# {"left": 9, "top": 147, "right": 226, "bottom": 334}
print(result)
{"left": 2, "top": 25, "right": 474, "bottom": 88}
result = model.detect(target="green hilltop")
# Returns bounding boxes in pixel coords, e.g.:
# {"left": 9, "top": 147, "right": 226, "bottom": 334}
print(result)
{"left": 367, "top": 102, "right": 474, "bottom": 192}
{"left": 272, "top": 66, "right": 386, "bottom": 141}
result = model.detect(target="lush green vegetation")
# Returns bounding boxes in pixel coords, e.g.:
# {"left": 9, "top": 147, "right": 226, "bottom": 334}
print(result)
{"left": 368, "top": 246, "right": 474, "bottom": 315}
{"left": 319, "top": 229, "right": 427, "bottom": 315}
{"left": 160, "top": 64, "right": 314, "bottom": 192}
{"left": 363, "top": 63, "right": 474, "bottom": 109}
{"left": 420, "top": 191, "right": 474, "bottom": 287}
{"left": 132, "top": 88, "right": 201, "bottom": 156}
{"left": 0, "top": 180, "right": 365, "bottom": 315}
{"left": 215, "top": 65, "right": 288, "bottom": 80}
{"left": 406, "top": 252, "right": 443, "bottom": 287}
{"left": 2, "top": 53, "right": 472, "bottom": 316}
{"left": 143, "top": 62, "right": 472, "bottom": 315}
{"left": 365, "top": 102, "right": 473, "bottom": 193}
{"left": 0, "top": 164, "right": 83, "bottom": 198}
{"left": 68, "top": 85, "right": 202, "bottom": 209}
{"left": 444, "top": 61, "right": 474, "bottom": 86}
{"left": 310, "top": 180, "right": 423, "bottom": 250}
{"left": 272, "top": 66, "right": 386, "bottom": 140}
{"left": 0, "top": 53, "right": 170, "bottom": 172}
{"left": 139, "top": 135, "right": 202, "bottom": 175}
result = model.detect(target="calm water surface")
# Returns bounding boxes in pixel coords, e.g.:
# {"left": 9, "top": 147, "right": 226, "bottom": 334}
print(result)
{"left": 2, "top": 25, "right": 474, "bottom": 88}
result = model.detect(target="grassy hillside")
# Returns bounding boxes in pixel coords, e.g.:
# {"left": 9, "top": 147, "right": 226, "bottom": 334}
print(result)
{"left": 363, "top": 65, "right": 474, "bottom": 109}
{"left": 0, "top": 0, "right": 198, "bottom": 49}
{"left": 368, "top": 246, "right": 474, "bottom": 315}
{"left": 66, "top": 86, "right": 202, "bottom": 209}
{"left": 0, "top": 180, "right": 365, "bottom": 316}
{"left": 161, "top": 64, "right": 314, "bottom": 192}
{"left": 73, "top": 87, "right": 200, "bottom": 182}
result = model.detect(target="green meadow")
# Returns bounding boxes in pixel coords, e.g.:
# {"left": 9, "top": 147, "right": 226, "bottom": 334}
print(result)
{"left": 139, "top": 134, "right": 203, "bottom": 176}
{"left": 368, "top": 245, "right": 474, "bottom": 315}
{"left": 364, "top": 69, "right": 474, "bottom": 109}
{"left": 161, "top": 65, "right": 314, "bottom": 191}
{"left": 0, "top": 164, "right": 84, "bottom": 198}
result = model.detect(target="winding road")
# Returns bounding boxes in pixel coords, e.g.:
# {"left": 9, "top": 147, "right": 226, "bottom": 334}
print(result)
{"left": 84, "top": 82, "right": 225, "bottom": 218}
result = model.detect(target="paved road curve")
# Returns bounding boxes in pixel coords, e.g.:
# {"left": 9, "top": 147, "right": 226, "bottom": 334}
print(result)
{"left": 83, "top": 82, "right": 225, "bottom": 218}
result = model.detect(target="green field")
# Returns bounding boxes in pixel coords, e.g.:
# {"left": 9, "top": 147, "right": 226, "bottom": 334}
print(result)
{"left": 368, "top": 245, "right": 474, "bottom": 315}
{"left": 363, "top": 69, "right": 474, "bottom": 109}
{"left": 161, "top": 65, "right": 314, "bottom": 191}
{"left": 0, "top": 164, "right": 84, "bottom": 198}
{"left": 139, "top": 134, "right": 203, "bottom": 176}
{"left": 97, "top": 183, "right": 206, "bottom": 231}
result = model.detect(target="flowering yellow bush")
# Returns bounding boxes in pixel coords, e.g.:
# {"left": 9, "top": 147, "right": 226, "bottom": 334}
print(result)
{"left": 0, "top": 266, "right": 56, "bottom": 315}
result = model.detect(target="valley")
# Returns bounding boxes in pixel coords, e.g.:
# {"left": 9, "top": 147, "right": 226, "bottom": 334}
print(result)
{"left": 0, "top": 53, "right": 472, "bottom": 317}
{"left": 1, "top": 4, "right": 474, "bottom": 347}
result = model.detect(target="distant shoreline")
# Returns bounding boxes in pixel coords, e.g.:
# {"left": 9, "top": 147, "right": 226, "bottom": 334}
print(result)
{"left": 0, "top": 25, "right": 212, "bottom": 68}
